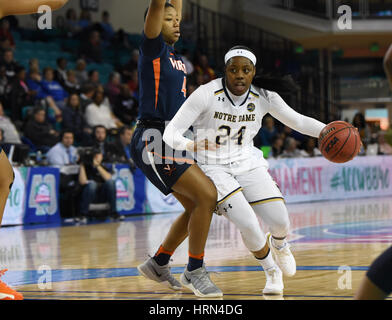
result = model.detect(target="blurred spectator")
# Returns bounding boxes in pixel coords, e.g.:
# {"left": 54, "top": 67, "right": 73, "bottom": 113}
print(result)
{"left": 194, "top": 54, "right": 216, "bottom": 84}
{"left": 0, "top": 65, "right": 10, "bottom": 102}
{"left": 0, "top": 102, "right": 21, "bottom": 144}
{"left": 9, "top": 66, "right": 34, "bottom": 122}
{"left": 88, "top": 126, "right": 117, "bottom": 163}
{"left": 75, "top": 59, "right": 88, "bottom": 84}
{"left": 80, "top": 82, "right": 96, "bottom": 113}
{"left": 127, "top": 69, "right": 139, "bottom": 98}
{"left": 0, "top": 19, "right": 15, "bottom": 50}
{"left": 299, "top": 137, "right": 322, "bottom": 157}
{"left": 40, "top": 67, "right": 69, "bottom": 109}
{"left": 26, "top": 66, "right": 44, "bottom": 101}
{"left": 78, "top": 9, "right": 92, "bottom": 30}
{"left": 377, "top": 132, "right": 392, "bottom": 155}
{"left": 86, "top": 125, "right": 112, "bottom": 161}
{"left": 281, "top": 137, "right": 302, "bottom": 158}
{"left": 186, "top": 81, "right": 197, "bottom": 97}
{"left": 3, "top": 16, "right": 18, "bottom": 30}
{"left": 100, "top": 11, "right": 115, "bottom": 43}
{"left": 271, "top": 136, "right": 284, "bottom": 158}
{"left": 282, "top": 125, "right": 304, "bottom": 144}
{"left": 54, "top": 58, "right": 68, "bottom": 86}
{"left": 65, "top": 8, "right": 81, "bottom": 35}
{"left": 46, "top": 130, "right": 78, "bottom": 166}
{"left": 78, "top": 148, "right": 118, "bottom": 219}
{"left": 257, "top": 115, "right": 278, "bottom": 147}
{"left": 113, "top": 84, "right": 138, "bottom": 125}
{"left": 194, "top": 72, "right": 205, "bottom": 87}
{"left": 0, "top": 128, "right": 3, "bottom": 143}
{"left": 111, "top": 29, "right": 131, "bottom": 50}
{"left": 106, "top": 72, "right": 122, "bottom": 105}
{"left": 181, "top": 49, "right": 194, "bottom": 76}
{"left": 62, "top": 93, "right": 90, "bottom": 144}
{"left": 28, "top": 58, "right": 40, "bottom": 74}
{"left": 108, "top": 125, "right": 134, "bottom": 163}
{"left": 85, "top": 87, "right": 122, "bottom": 130}
{"left": 121, "top": 49, "right": 139, "bottom": 82}
{"left": 384, "top": 125, "right": 392, "bottom": 146}
{"left": 80, "top": 30, "right": 102, "bottom": 63}
{"left": 63, "top": 70, "right": 80, "bottom": 94}
{"left": 85, "top": 69, "right": 100, "bottom": 87}
{"left": 352, "top": 112, "right": 371, "bottom": 148}
{"left": 23, "top": 107, "right": 58, "bottom": 150}
{"left": 45, "top": 96, "right": 63, "bottom": 126}
{"left": 0, "top": 49, "right": 19, "bottom": 80}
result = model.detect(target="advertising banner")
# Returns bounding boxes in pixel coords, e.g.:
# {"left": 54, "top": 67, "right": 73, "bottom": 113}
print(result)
{"left": 114, "top": 165, "right": 146, "bottom": 215}
{"left": 23, "top": 167, "right": 61, "bottom": 224}
{"left": 145, "top": 180, "right": 184, "bottom": 213}
{"left": 2, "top": 167, "right": 27, "bottom": 226}
{"left": 268, "top": 155, "right": 392, "bottom": 203}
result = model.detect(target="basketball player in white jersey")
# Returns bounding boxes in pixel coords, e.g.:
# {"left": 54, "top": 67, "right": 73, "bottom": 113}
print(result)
{"left": 163, "top": 46, "right": 327, "bottom": 295}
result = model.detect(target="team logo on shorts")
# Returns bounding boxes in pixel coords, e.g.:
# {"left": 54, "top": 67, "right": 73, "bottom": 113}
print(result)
{"left": 247, "top": 103, "right": 255, "bottom": 112}
{"left": 163, "top": 164, "right": 176, "bottom": 176}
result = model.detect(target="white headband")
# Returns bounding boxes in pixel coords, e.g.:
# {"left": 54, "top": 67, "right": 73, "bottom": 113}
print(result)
{"left": 224, "top": 49, "right": 257, "bottom": 66}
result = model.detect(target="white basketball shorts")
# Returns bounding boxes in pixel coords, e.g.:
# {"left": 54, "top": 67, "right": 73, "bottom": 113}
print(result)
{"left": 199, "top": 148, "right": 284, "bottom": 206}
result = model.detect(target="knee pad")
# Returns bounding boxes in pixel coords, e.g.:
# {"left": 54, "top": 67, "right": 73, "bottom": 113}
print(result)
{"left": 252, "top": 200, "right": 290, "bottom": 238}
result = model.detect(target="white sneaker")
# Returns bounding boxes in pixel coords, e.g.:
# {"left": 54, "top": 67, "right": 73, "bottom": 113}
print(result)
{"left": 267, "top": 232, "right": 296, "bottom": 277}
{"left": 263, "top": 266, "right": 284, "bottom": 295}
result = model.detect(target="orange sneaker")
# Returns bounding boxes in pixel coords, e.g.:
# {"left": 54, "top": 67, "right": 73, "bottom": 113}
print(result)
{"left": 0, "top": 269, "right": 24, "bottom": 300}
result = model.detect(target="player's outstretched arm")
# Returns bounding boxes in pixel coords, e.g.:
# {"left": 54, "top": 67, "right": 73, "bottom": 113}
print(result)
{"left": 384, "top": 44, "right": 392, "bottom": 91}
{"left": 0, "top": 0, "right": 68, "bottom": 18}
{"left": 267, "top": 90, "right": 326, "bottom": 138}
{"left": 144, "top": 0, "right": 167, "bottom": 39}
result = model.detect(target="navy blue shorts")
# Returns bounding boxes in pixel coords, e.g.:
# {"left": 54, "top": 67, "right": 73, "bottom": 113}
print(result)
{"left": 130, "top": 126, "right": 194, "bottom": 196}
{"left": 367, "top": 246, "right": 392, "bottom": 295}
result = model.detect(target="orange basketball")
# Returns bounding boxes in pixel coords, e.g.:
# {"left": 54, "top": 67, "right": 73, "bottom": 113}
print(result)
{"left": 318, "top": 121, "right": 362, "bottom": 163}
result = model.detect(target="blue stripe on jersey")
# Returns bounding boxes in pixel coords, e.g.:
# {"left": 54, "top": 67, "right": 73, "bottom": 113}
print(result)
{"left": 138, "top": 32, "right": 187, "bottom": 121}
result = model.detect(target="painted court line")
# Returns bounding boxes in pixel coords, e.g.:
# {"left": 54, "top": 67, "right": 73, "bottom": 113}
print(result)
{"left": 5, "top": 266, "right": 370, "bottom": 286}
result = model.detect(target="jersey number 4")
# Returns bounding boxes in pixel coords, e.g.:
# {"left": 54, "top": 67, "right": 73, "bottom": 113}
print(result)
{"left": 216, "top": 125, "right": 246, "bottom": 146}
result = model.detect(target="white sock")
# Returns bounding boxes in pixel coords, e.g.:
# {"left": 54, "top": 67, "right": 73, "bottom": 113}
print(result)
{"left": 272, "top": 236, "right": 287, "bottom": 250}
{"left": 256, "top": 250, "right": 277, "bottom": 272}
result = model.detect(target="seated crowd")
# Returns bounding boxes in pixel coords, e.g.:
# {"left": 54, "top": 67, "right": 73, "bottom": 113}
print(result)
{"left": 0, "top": 12, "right": 390, "bottom": 222}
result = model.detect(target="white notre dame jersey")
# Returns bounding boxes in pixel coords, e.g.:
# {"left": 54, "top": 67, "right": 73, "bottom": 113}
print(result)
{"left": 163, "top": 77, "right": 326, "bottom": 166}
{"left": 190, "top": 78, "right": 270, "bottom": 165}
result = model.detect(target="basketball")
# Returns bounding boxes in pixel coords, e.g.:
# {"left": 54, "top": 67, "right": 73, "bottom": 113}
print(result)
{"left": 318, "top": 121, "right": 362, "bottom": 163}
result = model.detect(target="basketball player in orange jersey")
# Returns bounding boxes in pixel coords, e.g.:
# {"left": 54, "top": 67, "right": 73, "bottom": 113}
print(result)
{"left": 0, "top": 0, "right": 68, "bottom": 301}
{"left": 132, "top": 0, "right": 222, "bottom": 297}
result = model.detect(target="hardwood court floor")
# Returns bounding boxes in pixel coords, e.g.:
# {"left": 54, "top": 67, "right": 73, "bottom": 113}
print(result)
{"left": 1, "top": 196, "right": 391, "bottom": 300}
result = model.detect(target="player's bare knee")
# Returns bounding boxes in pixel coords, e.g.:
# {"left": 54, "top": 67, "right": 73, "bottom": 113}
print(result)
{"left": 195, "top": 186, "right": 217, "bottom": 211}
{"left": 0, "top": 166, "right": 14, "bottom": 190}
